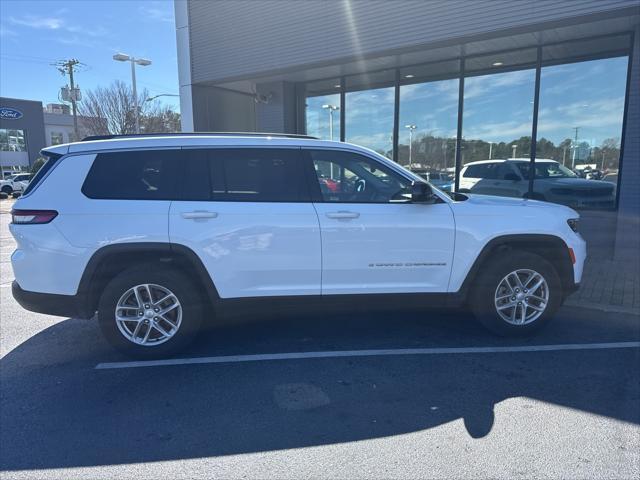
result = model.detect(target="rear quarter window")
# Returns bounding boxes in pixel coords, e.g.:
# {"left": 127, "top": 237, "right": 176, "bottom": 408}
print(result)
{"left": 22, "top": 153, "right": 62, "bottom": 196}
{"left": 82, "top": 150, "right": 180, "bottom": 200}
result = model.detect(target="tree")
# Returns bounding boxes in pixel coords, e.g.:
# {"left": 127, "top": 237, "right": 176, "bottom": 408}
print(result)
{"left": 30, "top": 157, "right": 47, "bottom": 175}
{"left": 78, "top": 80, "right": 180, "bottom": 136}
{"left": 141, "top": 106, "right": 181, "bottom": 134}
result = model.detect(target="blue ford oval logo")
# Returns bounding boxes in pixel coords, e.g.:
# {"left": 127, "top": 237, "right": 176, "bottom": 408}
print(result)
{"left": 0, "top": 107, "right": 23, "bottom": 120}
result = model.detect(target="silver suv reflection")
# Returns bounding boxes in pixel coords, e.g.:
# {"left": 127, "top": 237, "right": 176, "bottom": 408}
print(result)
{"left": 459, "top": 159, "right": 615, "bottom": 209}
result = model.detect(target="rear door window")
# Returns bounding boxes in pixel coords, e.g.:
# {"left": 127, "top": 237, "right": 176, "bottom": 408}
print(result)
{"left": 182, "top": 148, "right": 307, "bottom": 202}
{"left": 82, "top": 150, "right": 180, "bottom": 200}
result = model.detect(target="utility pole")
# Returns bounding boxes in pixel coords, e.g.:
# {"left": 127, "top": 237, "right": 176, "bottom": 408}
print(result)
{"left": 54, "top": 59, "right": 82, "bottom": 141}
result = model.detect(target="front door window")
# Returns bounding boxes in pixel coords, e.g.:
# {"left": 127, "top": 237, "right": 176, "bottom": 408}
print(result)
{"left": 310, "top": 150, "right": 412, "bottom": 203}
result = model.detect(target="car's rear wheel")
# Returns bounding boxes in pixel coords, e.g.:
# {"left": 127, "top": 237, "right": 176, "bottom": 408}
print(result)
{"left": 1, "top": 185, "right": 12, "bottom": 194}
{"left": 98, "top": 264, "right": 204, "bottom": 358}
{"left": 470, "top": 251, "right": 562, "bottom": 336}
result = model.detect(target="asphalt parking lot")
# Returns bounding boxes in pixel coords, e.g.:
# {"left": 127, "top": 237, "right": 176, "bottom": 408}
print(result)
{"left": 1, "top": 202, "right": 639, "bottom": 479}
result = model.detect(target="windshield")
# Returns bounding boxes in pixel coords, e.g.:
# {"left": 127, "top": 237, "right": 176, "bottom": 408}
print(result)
{"left": 516, "top": 161, "right": 577, "bottom": 179}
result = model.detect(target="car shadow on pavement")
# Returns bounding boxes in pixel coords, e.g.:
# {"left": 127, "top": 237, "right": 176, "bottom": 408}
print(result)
{"left": 1, "top": 308, "right": 639, "bottom": 471}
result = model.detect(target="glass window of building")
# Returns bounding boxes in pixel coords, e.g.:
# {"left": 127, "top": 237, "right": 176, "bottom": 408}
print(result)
{"left": 0, "top": 129, "right": 27, "bottom": 152}
{"left": 535, "top": 56, "right": 629, "bottom": 210}
{"left": 51, "top": 132, "right": 64, "bottom": 145}
{"left": 398, "top": 78, "right": 459, "bottom": 187}
{"left": 460, "top": 67, "right": 536, "bottom": 196}
{"left": 306, "top": 94, "right": 341, "bottom": 141}
{"left": 305, "top": 78, "right": 342, "bottom": 140}
{"left": 345, "top": 70, "right": 395, "bottom": 159}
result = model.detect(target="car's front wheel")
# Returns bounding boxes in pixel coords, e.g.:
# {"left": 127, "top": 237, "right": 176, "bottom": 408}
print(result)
{"left": 98, "top": 264, "right": 204, "bottom": 358}
{"left": 1, "top": 185, "right": 12, "bottom": 194}
{"left": 470, "top": 251, "right": 562, "bottom": 336}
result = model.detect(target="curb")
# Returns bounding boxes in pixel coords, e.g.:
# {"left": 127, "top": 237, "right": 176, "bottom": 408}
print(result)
{"left": 564, "top": 298, "right": 640, "bottom": 316}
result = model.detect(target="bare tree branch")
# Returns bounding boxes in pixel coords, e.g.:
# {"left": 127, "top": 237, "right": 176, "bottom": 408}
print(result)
{"left": 78, "top": 80, "right": 180, "bottom": 136}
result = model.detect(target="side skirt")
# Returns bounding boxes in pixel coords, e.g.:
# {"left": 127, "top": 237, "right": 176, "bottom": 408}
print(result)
{"left": 213, "top": 292, "right": 465, "bottom": 322}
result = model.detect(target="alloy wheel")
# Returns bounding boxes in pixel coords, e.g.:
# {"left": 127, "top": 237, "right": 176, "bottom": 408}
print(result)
{"left": 114, "top": 283, "right": 182, "bottom": 346}
{"left": 494, "top": 269, "right": 549, "bottom": 325}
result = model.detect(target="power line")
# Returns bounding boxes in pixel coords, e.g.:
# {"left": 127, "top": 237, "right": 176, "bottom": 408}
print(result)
{"left": 0, "top": 54, "right": 57, "bottom": 65}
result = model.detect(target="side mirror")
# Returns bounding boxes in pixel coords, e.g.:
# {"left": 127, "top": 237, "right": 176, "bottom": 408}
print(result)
{"left": 504, "top": 173, "right": 521, "bottom": 182}
{"left": 411, "top": 181, "right": 436, "bottom": 204}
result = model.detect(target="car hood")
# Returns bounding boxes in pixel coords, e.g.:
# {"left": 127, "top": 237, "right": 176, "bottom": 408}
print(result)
{"left": 453, "top": 193, "right": 578, "bottom": 218}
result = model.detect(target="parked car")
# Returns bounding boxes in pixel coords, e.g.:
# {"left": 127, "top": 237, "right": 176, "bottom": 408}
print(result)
{"left": 459, "top": 159, "right": 615, "bottom": 209}
{"left": 1, "top": 173, "right": 31, "bottom": 194}
{"left": 411, "top": 169, "right": 454, "bottom": 191}
{"left": 0, "top": 178, "right": 13, "bottom": 194}
{"left": 10, "top": 134, "right": 585, "bottom": 357}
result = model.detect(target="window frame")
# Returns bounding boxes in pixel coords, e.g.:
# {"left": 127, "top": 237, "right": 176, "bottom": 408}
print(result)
{"left": 50, "top": 131, "right": 64, "bottom": 146}
{"left": 0, "top": 128, "right": 28, "bottom": 152}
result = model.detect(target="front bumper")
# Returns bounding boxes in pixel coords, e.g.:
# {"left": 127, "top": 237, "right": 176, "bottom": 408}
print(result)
{"left": 12, "top": 281, "right": 89, "bottom": 319}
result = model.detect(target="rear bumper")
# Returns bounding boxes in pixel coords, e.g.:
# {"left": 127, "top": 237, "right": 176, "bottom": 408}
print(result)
{"left": 12, "top": 281, "right": 91, "bottom": 319}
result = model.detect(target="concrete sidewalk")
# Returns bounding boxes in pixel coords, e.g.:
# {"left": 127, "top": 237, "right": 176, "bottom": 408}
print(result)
{"left": 565, "top": 256, "right": 640, "bottom": 315}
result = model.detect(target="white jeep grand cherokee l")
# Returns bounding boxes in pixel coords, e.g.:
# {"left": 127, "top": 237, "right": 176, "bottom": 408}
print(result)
{"left": 10, "top": 134, "right": 586, "bottom": 357}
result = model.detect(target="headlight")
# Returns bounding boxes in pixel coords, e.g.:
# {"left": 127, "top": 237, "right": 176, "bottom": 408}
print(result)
{"left": 567, "top": 218, "right": 579, "bottom": 233}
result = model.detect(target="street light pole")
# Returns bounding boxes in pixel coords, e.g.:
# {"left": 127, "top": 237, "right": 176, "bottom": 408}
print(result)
{"left": 113, "top": 53, "right": 152, "bottom": 134}
{"left": 321, "top": 104, "right": 339, "bottom": 178}
{"left": 489, "top": 142, "right": 493, "bottom": 160}
{"left": 511, "top": 144, "right": 517, "bottom": 158}
{"left": 405, "top": 124, "right": 416, "bottom": 166}
{"left": 144, "top": 94, "right": 180, "bottom": 103}
{"left": 321, "top": 104, "right": 339, "bottom": 141}
{"left": 130, "top": 60, "right": 139, "bottom": 134}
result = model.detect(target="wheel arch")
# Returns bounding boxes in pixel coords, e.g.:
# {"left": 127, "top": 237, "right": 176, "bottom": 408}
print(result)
{"left": 458, "top": 234, "right": 574, "bottom": 302}
{"left": 77, "top": 242, "right": 220, "bottom": 318}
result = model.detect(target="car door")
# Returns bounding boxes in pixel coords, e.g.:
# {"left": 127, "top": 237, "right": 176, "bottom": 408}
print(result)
{"left": 306, "top": 149, "right": 455, "bottom": 295}
{"left": 491, "top": 162, "right": 526, "bottom": 197}
{"left": 169, "top": 147, "right": 321, "bottom": 298}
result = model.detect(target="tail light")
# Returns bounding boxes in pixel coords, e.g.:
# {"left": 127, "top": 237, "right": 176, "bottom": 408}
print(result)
{"left": 11, "top": 209, "right": 58, "bottom": 225}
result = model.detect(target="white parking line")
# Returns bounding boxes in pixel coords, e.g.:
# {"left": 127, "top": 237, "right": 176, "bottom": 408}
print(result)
{"left": 95, "top": 341, "right": 640, "bottom": 370}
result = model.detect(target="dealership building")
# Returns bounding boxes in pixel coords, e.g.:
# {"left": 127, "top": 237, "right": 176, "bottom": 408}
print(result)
{"left": 0, "top": 97, "right": 98, "bottom": 172}
{"left": 192, "top": 1, "right": 635, "bottom": 257}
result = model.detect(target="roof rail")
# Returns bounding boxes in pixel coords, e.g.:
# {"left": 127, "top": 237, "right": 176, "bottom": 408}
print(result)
{"left": 81, "top": 132, "right": 318, "bottom": 142}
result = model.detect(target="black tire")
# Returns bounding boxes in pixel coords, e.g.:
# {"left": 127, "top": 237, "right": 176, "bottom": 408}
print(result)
{"left": 98, "top": 263, "right": 204, "bottom": 358}
{"left": 469, "top": 250, "right": 562, "bottom": 336}
{"left": 1, "top": 185, "right": 12, "bottom": 194}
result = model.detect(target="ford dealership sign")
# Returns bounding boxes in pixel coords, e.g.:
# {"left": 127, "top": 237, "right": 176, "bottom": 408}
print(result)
{"left": 0, "top": 107, "right": 23, "bottom": 120}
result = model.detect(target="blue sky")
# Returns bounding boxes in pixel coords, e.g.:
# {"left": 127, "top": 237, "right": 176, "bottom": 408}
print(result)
{"left": 0, "top": 0, "right": 179, "bottom": 110}
{"left": 306, "top": 56, "right": 628, "bottom": 152}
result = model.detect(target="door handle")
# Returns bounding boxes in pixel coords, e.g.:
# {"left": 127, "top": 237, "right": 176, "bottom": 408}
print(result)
{"left": 181, "top": 211, "right": 218, "bottom": 219}
{"left": 326, "top": 211, "right": 360, "bottom": 219}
